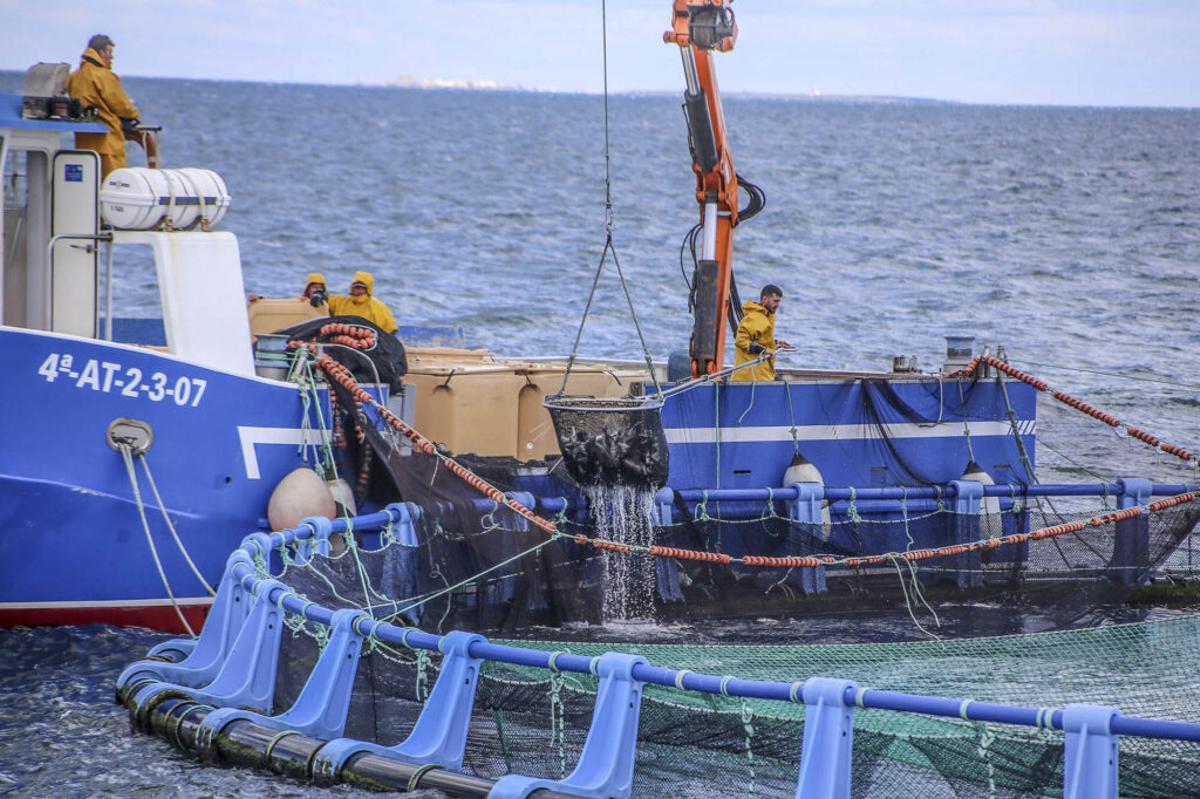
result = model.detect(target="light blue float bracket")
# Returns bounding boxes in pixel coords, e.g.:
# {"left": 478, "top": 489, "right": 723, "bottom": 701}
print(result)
{"left": 294, "top": 516, "right": 335, "bottom": 563}
{"left": 384, "top": 502, "right": 421, "bottom": 547}
{"left": 489, "top": 652, "right": 647, "bottom": 799}
{"left": 1112, "top": 478, "right": 1152, "bottom": 586}
{"left": 194, "top": 607, "right": 367, "bottom": 762}
{"left": 655, "top": 488, "right": 674, "bottom": 527}
{"left": 507, "top": 492, "right": 536, "bottom": 532}
{"left": 130, "top": 578, "right": 287, "bottom": 726}
{"left": 311, "top": 630, "right": 486, "bottom": 785}
{"left": 1063, "top": 704, "right": 1119, "bottom": 799}
{"left": 787, "top": 482, "right": 829, "bottom": 594}
{"left": 795, "top": 677, "right": 857, "bottom": 799}
{"left": 652, "top": 488, "right": 685, "bottom": 603}
{"left": 947, "top": 479, "right": 984, "bottom": 588}
{"left": 117, "top": 551, "right": 252, "bottom": 696}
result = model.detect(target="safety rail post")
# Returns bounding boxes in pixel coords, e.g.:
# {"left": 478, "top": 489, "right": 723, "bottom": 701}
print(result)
{"left": 130, "top": 578, "right": 287, "bottom": 728}
{"left": 947, "top": 480, "right": 984, "bottom": 588}
{"left": 795, "top": 677, "right": 857, "bottom": 799}
{"left": 1063, "top": 704, "right": 1119, "bottom": 799}
{"left": 311, "top": 630, "right": 487, "bottom": 785}
{"left": 194, "top": 607, "right": 368, "bottom": 762}
{"left": 787, "top": 483, "right": 828, "bottom": 594}
{"left": 1112, "top": 479, "right": 1152, "bottom": 586}
{"left": 117, "top": 550, "right": 252, "bottom": 698}
{"left": 489, "top": 652, "right": 647, "bottom": 799}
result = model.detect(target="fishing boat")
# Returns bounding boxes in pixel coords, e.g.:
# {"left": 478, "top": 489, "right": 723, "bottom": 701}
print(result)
{"left": 2, "top": 1, "right": 1196, "bottom": 636}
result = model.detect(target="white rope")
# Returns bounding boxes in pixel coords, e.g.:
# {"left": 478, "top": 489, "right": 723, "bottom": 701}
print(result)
{"left": 119, "top": 444, "right": 196, "bottom": 637}
{"left": 137, "top": 452, "right": 216, "bottom": 596}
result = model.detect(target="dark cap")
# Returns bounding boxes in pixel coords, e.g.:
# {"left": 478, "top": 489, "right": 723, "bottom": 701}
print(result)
{"left": 87, "top": 34, "right": 114, "bottom": 52}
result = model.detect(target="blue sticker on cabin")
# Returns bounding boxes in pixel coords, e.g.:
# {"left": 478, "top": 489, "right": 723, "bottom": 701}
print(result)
{"left": 64, "top": 164, "right": 83, "bottom": 182}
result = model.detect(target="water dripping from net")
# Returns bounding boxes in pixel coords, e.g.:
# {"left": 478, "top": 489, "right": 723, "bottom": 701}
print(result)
{"left": 585, "top": 484, "right": 658, "bottom": 622}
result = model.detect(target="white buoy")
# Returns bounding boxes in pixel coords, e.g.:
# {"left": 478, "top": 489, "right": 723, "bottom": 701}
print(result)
{"left": 782, "top": 451, "right": 832, "bottom": 537}
{"left": 962, "top": 460, "right": 1003, "bottom": 538}
{"left": 327, "top": 478, "right": 358, "bottom": 517}
{"left": 267, "top": 467, "right": 336, "bottom": 532}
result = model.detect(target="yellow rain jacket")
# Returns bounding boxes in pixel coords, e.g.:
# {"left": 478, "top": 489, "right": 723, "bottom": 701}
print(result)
{"left": 328, "top": 271, "right": 398, "bottom": 334}
{"left": 732, "top": 300, "right": 778, "bottom": 382}
{"left": 65, "top": 48, "right": 139, "bottom": 177}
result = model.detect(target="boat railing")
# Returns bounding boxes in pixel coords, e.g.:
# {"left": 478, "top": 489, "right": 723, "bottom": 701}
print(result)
{"left": 116, "top": 509, "right": 1200, "bottom": 797}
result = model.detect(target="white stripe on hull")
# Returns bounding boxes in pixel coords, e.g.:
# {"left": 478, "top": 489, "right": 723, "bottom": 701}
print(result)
{"left": 664, "top": 420, "right": 1035, "bottom": 445}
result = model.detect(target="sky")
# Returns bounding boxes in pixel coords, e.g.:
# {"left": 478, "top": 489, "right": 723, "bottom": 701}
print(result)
{"left": 1, "top": 0, "right": 1198, "bottom": 107}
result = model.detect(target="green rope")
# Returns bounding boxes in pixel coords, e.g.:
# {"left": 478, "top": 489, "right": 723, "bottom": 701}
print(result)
{"left": 740, "top": 698, "right": 756, "bottom": 796}
{"left": 846, "top": 486, "right": 863, "bottom": 526}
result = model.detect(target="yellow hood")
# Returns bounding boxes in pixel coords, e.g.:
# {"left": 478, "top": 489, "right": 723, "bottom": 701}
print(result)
{"left": 305, "top": 272, "right": 326, "bottom": 290}
{"left": 742, "top": 299, "right": 770, "bottom": 317}
{"left": 349, "top": 271, "right": 374, "bottom": 304}
{"left": 81, "top": 48, "right": 110, "bottom": 70}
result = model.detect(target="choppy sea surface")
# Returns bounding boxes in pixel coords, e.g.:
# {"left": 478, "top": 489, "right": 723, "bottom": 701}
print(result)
{"left": 1, "top": 72, "right": 1198, "bottom": 796}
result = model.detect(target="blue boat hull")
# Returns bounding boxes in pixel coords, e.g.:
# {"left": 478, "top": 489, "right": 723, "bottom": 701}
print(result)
{"left": 0, "top": 328, "right": 321, "bottom": 630}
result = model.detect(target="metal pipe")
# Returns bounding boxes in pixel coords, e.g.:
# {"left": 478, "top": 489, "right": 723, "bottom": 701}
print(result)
{"left": 679, "top": 46, "right": 700, "bottom": 95}
{"left": 701, "top": 201, "right": 718, "bottom": 260}
{"left": 103, "top": 239, "right": 114, "bottom": 339}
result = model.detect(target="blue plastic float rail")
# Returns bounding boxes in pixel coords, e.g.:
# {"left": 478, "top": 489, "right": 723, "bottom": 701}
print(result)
{"left": 226, "top": 511, "right": 1200, "bottom": 744}
{"left": 150, "top": 491, "right": 1200, "bottom": 798}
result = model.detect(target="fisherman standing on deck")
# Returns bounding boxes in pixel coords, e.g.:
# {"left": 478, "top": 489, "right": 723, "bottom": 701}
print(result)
{"left": 732, "top": 284, "right": 792, "bottom": 382}
{"left": 66, "top": 34, "right": 140, "bottom": 177}
{"left": 327, "top": 272, "right": 399, "bottom": 334}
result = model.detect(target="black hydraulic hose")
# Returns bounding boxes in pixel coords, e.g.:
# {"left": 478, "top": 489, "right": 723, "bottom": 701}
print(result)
{"left": 735, "top": 173, "right": 766, "bottom": 225}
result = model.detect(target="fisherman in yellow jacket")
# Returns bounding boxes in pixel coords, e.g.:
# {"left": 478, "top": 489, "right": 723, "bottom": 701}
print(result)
{"left": 327, "top": 272, "right": 399, "bottom": 334}
{"left": 732, "top": 284, "right": 792, "bottom": 382}
{"left": 65, "top": 35, "right": 140, "bottom": 177}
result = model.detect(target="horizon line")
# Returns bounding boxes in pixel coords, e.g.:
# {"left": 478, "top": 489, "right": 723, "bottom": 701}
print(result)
{"left": 1, "top": 68, "right": 1196, "bottom": 112}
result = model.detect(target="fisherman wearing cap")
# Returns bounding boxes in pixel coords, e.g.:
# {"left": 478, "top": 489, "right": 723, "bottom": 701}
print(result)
{"left": 66, "top": 34, "right": 140, "bottom": 177}
{"left": 327, "top": 272, "right": 398, "bottom": 334}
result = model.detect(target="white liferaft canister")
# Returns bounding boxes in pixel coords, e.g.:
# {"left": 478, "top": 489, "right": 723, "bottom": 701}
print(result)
{"left": 100, "top": 167, "right": 231, "bottom": 230}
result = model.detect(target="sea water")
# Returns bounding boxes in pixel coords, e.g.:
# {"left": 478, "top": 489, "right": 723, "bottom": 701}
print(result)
{"left": 1, "top": 70, "right": 1198, "bottom": 796}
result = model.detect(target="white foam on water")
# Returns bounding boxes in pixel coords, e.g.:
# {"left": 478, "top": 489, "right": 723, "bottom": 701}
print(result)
{"left": 585, "top": 484, "right": 658, "bottom": 623}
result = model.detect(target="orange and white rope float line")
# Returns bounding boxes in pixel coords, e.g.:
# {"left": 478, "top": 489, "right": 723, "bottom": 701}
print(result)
{"left": 948, "top": 355, "right": 1196, "bottom": 466}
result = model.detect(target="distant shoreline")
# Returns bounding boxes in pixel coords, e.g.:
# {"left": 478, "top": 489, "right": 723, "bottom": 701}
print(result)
{"left": 1, "top": 69, "right": 1196, "bottom": 111}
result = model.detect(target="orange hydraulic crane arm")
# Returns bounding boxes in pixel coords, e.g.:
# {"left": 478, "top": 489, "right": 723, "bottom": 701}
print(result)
{"left": 665, "top": 0, "right": 739, "bottom": 377}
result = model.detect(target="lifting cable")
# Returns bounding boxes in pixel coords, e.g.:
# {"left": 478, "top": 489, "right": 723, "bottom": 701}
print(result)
{"left": 557, "top": 0, "right": 662, "bottom": 399}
